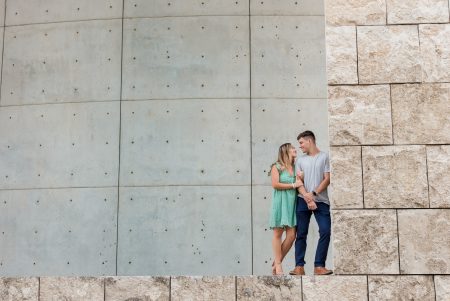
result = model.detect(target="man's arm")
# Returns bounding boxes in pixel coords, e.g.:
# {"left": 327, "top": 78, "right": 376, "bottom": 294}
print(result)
{"left": 314, "top": 172, "right": 330, "bottom": 194}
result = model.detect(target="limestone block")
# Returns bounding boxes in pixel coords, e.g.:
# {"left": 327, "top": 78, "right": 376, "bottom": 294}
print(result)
{"left": 435, "top": 276, "right": 450, "bottom": 301}
{"left": 362, "top": 146, "right": 428, "bottom": 208}
{"left": 368, "top": 276, "right": 435, "bottom": 301}
{"left": 236, "top": 276, "right": 302, "bottom": 301}
{"left": 391, "top": 83, "right": 450, "bottom": 144}
{"left": 117, "top": 186, "right": 251, "bottom": 275}
{"left": 387, "top": 0, "right": 449, "bottom": 24}
{"left": 427, "top": 146, "right": 450, "bottom": 208}
{"left": 0, "top": 102, "right": 120, "bottom": 189}
{"left": 330, "top": 147, "right": 363, "bottom": 208}
{"left": 333, "top": 210, "right": 399, "bottom": 274}
{"left": 325, "top": 26, "right": 358, "bottom": 85}
{"left": 6, "top": 0, "right": 122, "bottom": 25}
{"left": 0, "top": 278, "right": 38, "bottom": 301}
{"left": 420, "top": 24, "right": 450, "bottom": 82}
{"left": 171, "top": 276, "right": 235, "bottom": 301}
{"left": 122, "top": 17, "right": 249, "bottom": 100}
{"left": 398, "top": 209, "right": 450, "bottom": 274}
{"left": 2, "top": 20, "right": 121, "bottom": 105}
{"left": 120, "top": 99, "right": 250, "bottom": 186}
{"left": 302, "top": 276, "right": 367, "bottom": 300}
{"left": 251, "top": 98, "right": 329, "bottom": 186}
{"left": 325, "top": 0, "right": 386, "bottom": 25}
{"left": 357, "top": 25, "right": 421, "bottom": 84}
{"left": 125, "top": 0, "right": 247, "bottom": 17}
{"left": 40, "top": 277, "right": 104, "bottom": 301}
{"left": 0, "top": 188, "right": 117, "bottom": 276}
{"left": 105, "top": 277, "right": 170, "bottom": 301}
{"left": 250, "top": 0, "right": 323, "bottom": 15}
{"left": 328, "top": 85, "right": 392, "bottom": 145}
{"left": 251, "top": 16, "right": 326, "bottom": 98}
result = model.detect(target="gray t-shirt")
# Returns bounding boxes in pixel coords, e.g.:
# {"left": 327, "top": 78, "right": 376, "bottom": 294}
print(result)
{"left": 295, "top": 151, "right": 330, "bottom": 205}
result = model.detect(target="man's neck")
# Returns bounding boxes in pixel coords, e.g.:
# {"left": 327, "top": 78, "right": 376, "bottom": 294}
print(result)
{"left": 307, "top": 146, "right": 320, "bottom": 156}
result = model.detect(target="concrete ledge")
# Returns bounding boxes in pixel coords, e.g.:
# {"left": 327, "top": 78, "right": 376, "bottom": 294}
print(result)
{"left": 1, "top": 275, "right": 448, "bottom": 300}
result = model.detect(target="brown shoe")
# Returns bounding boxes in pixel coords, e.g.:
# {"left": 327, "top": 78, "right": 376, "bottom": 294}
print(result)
{"left": 314, "top": 266, "right": 333, "bottom": 275}
{"left": 289, "top": 266, "right": 305, "bottom": 276}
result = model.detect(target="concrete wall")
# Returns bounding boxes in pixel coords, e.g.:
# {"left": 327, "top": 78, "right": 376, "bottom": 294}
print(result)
{"left": 0, "top": 1, "right": 330, "bottom": 276}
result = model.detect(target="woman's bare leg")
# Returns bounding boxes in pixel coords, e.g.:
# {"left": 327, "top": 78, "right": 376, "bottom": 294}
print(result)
{"left": 272, "top": 228, "right": 284, "bottom": 275}
{"left": 281, "top": 227, "right": 296, "bottom": 260}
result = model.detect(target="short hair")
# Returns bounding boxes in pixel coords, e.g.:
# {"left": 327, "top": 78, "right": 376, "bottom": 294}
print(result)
{"left": 297, "top": 130, "right": 316, "bottom": 143}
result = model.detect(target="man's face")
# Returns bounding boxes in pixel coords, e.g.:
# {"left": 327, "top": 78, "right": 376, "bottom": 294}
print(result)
{"left": 298, "top": 137, "right": 310, "bottom": 154}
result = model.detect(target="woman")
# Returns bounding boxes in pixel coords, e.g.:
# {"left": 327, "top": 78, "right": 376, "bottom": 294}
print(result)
{"left": 269, "top": 143, "right": 304, "bottom": 275}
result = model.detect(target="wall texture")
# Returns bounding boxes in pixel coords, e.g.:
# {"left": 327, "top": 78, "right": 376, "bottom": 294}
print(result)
{"left": 326, "top": 0, "right": 450, "bottom": 278}
{"left": 0, "top": 0, "right": 330, "bottom": 277}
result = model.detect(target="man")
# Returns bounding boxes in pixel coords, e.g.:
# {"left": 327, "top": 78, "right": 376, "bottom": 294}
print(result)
{"left": 290, "top": 130, "right": 332, "bottom": 276}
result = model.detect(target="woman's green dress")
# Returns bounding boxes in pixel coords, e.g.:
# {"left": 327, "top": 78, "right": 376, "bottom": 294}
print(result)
{"left": 269, "top": 163, "right": 297, "bottom": 229}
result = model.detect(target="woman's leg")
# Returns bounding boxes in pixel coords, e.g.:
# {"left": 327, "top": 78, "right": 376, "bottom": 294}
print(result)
{"left": 272, "top": 228, "right": 284, "bottom": 274}
{"left": 280, "top": 226, "right": 296, "bottom": 260}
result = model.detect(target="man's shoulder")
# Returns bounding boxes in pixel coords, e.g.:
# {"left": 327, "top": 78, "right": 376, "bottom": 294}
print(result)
{"left": 319, "top": 151, "right": 329, "bottom": 158}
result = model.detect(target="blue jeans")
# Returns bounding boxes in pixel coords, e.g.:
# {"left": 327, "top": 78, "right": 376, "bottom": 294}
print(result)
{"left": 295, "top": 197, "right": 331, "bottom": 267}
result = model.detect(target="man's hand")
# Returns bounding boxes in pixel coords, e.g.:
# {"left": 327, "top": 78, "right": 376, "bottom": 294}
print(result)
{"left": 303, "top": 192, "right": 315, "bottom": 203}
{"left": 303, "top": 192, "right": 317, "bottom": 210}
{"left": 307, "top": 201, "right": 317, "bottom": 210}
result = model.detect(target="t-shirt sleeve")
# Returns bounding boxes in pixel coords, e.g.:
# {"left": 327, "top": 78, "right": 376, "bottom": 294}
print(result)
{"left": 324, "top": 153, "right": 330, "bottom": 173}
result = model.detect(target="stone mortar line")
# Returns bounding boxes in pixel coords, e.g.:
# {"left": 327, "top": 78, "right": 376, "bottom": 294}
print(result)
{"left": 389, "top": 84, "right": 394, "bottom": 145}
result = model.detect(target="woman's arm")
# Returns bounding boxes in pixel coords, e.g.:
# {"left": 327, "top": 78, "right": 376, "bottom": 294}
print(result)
{"left": 271, "top": 165, "right": 302, "bottom": 190}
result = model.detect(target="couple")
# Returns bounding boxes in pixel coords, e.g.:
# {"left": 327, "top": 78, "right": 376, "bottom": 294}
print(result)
{"left": 269, "top": 130, "right": 332, "bottom": 276}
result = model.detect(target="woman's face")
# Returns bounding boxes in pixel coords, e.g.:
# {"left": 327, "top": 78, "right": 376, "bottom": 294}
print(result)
{"left": 288, "top": 146, "right": 297, "bottom": 161}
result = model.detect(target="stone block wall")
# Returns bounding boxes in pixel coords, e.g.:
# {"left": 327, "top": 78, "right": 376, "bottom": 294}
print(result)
{"left": 326, "top": 0, "right": 450, "bottom": 279}
{"left": 1, "top": 275, "right": 450, "bottom": 300}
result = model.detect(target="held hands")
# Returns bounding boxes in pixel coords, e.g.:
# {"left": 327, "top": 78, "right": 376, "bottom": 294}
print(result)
{"left": 303, "top": 192, "right": 317, "bottom": 210}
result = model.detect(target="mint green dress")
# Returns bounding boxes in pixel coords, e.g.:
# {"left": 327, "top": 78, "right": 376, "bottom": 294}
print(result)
{"left": 269, "top": 163, "right": 297, "bottom": 229}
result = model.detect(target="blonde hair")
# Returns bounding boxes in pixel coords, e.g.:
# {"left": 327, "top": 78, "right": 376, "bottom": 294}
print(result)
{"left": 268, "top": 143, "right": 294, "bottom": 176}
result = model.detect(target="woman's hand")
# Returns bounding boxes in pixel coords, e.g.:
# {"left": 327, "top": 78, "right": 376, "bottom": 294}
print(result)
{"left": 293, "top": 179, "right": 303, "bottom": 188}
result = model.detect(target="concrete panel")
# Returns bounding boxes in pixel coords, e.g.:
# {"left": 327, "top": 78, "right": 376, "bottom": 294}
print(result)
{"left": 251, "top": 98, "right": 329, "bottom": 185}
{"left": 122, "top": 17, "right": 249, "bottom": 100}
{"left": 117, "top": 186, "right": 251, "bottom": 275}
{"left": 0, "top": 188, "right": 117, "bottom": 276}
{"left": 250, "top": 0, "right": 324, "bottom": 16}
{"left": 1, "top": 20, "right": 121, "bottom": 106}
{"left": 252, "top": 186, "right": 333, "bottom": 276}
{"left": 0, "top": 102, "right": 119, "bottom": 189}
{"left": 5, "top": 0, "right": 122, "bottom": 26}
{"left": 124, "top": 0, "right": 249, "bottom": 17}
{"left": 251, "top": 16, "right": 326, "bottom": 99}
{"left": 0, "top": 1, "right": 4, "bottom": 25}
{"left": 120, "top": 99, "right": 250, "bottom": 186}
